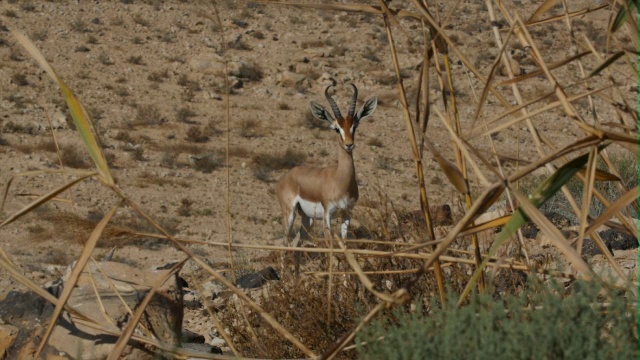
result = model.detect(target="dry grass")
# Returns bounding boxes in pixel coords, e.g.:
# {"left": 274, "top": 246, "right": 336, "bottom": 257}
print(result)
{"left": 252, "top": 149, "right": 306, "bottom": 182}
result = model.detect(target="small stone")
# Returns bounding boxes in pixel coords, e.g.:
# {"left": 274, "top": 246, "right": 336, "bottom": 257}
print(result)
{"left": 210, "top": 337, "right": 226, "bottom": 347}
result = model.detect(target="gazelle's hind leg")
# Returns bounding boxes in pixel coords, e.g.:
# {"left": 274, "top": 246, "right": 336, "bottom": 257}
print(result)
{"left": 279, "top": 204, "right": 297, "bottom": 276}
{"left": 299, "top": 213, "right": 314, "bottom": 244}
{"left": 281, "top": 206, "right": 296, "bottom": 247}
{"left": 293, "top": 213, "right": 314, "bottom": 277}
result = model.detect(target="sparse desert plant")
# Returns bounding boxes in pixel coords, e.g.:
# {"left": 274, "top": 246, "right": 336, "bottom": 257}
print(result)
{"left": 70, "top": 19, "right": 89, "bottom": 33}
{"left": 278, "top": 102, "right": 292, "bottom": 110}
{"left": 74, "top": 45, "right": 90, "bottom": 53}
{"left": 227, "top": 35, "right": 252, "bottom": 50}
{"left": 126, "top": 55, "right": 145, "bottom": 65}
{"left": 176, "top": 107, "right": 197, "bottom": 124}
{"left": 11, "top": 73, "right": 29, "bottom": 86}
{"left": 133, "top": 14, "right": 150, "bottom": 27}
{"left": 189, "top": 152, "right": 223, "bottom": 173}
{"left": 97, "top": 53, "right": 114, "bottom": 65}
{"left": 238, "top": 62, "right": 263, "bottom": 82}
{"left": 232, "top": 19, "right": 249, "bottom": 29}
{"left": 161, "top": 151, "right": 180, "bottom": 169}
{"left": 147, "top": 69, "right": 170, "bottom": 83}
{"left": 185, "top": 126, "right": 209, "bottom": 143}
{"left": 42, "top": 246, "right": 75, "bottom": 265}
{"left": 125, "top": 145, "right": 145, "bottom": 162}
{"left": 61, "top": 146, "right": 92, "bottom": 169}
{"left": 229, "top": 145, "right": 252, "bottom": 158}
{"left": 177, "top": 198, "right": 194, "bottom": 217}
{"left": 160, "top": 31, "right": 176, "bottom": 43}
{"left": 239, "top": 118, "right": 260, "bottom": 138}
{"left": 374, "top": 156, "right": 395, "bottom": 171}
{"left": 14, "top": 140, "right": 57, "bottom": 154}
{"left": 31, "top": 30, "right": 47, "bottom": 41}
{"left": 133, "top": 104, "right": 164, "bottom": 126}
{"left": 177, "top": 74, "right": 201, "bottom": 91}
{"left": 3, "top": 10, "right": 18, "bottom": 18}
{"left": 113, "top": 130, "right": 133, "bottom": 143}
{"left": 86, "top": 35, "right": 98, "bottom": 44}
{"left": 251, "top": 149, "right": 306, "bottom": 182}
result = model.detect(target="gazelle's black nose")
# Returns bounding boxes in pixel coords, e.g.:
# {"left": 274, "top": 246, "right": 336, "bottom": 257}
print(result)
{"left": 344, "top": 144, "right": 355, "bottom": 151}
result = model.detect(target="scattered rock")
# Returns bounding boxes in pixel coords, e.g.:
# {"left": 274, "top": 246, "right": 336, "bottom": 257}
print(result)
{"left": 582, "top": 228, "right": 637, "bottom": 256}
{"left": 276, "top": 71, "right": 309, "bottom": 88}
{"left": 0, "top": 325, "right": 18, "bottom": 360}
{"left": 210, "top": 336, "right": 226, "bottom": 348}
{"left": 0, "top": 262, "right": 184, "bottom": 360}
{"left": 497, "top": 57, "right": 522, "bottom": 76}
{"left": 543, "top": 211, "right": 572, "bottom": 228}
{"left": 181, "top": 329, "right": 205, "bottom": 344}
{"left": 182, "top": 342, "right": 223, "bottom": 355}
{"left": 237, "top": 267, "right": 280, "bottom": 289}
{"left": 536, "top": 230, "right": 577, "bottom": 248}
{"left": 599, "top": 228, "right": 638, "bottom": 251}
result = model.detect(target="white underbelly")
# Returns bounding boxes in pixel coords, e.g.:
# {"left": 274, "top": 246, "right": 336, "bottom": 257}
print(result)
{"left": 297, "top": 197, "right": 325, "bottom": 219}
{"left": 295, "top": 196, "right": 356, "bottom": 219}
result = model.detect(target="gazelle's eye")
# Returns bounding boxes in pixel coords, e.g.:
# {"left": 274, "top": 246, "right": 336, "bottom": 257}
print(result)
{"left": 334, "top": 128, "right": 340, "bottom": 134}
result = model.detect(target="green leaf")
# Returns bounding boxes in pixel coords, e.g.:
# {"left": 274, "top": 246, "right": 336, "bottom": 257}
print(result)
{"left": 610, "top": 0, "right": 637, "bottom": 33}
{"left": 587, "top": 51, "right": 625, "bottom": 78}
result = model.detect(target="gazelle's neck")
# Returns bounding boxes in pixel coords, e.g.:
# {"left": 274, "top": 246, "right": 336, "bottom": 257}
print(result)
{"left": 335, "top": 138, "right": 356, "bottom": 182}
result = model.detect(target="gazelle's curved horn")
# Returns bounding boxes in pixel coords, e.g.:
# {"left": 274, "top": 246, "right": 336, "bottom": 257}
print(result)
{"left": 348, "top": 83, "right": 358, "bottom": 118}
{"left": 325, "top": 86, "right": 342, "bottom": 119}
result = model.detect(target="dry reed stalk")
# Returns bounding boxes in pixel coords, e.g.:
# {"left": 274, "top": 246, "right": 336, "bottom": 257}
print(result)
{"left": 118, "top": 190, "right": 317, "bottom": 358}
{"left": 109, "top": 258, "right": 187, "bottom": 360}
{"left": 37, "top": 201, "right": 122, "bottom": 357}
{"left": 576, "top": 147, "right": 599, "bottom": 254}
{"left": 338, "top": 239, "right": 397, "bottom": 304}
{"left": 441, "top": 53, "right": 486, "bottom": 290}
{"left": 0, "top": 173, "right": 96, "bottom": 227}
{"left": 44, "top": 108, "right": 77, "bottom": 214}
{"left": 209, "top": 0, "right": 239, "bottom": 286}
{"left": 195, "top": 279, "right": 241, "bottom": 357}
{"left": 381, "top": 2, "right": 447, "bottom": 304}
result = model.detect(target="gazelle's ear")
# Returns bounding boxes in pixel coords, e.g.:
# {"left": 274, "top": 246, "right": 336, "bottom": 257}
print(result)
{"left": 310, "top": 101, "right": 335, "bottom": 124}
{"left": 355, "top": 97, "right": 378, "bottom": 124}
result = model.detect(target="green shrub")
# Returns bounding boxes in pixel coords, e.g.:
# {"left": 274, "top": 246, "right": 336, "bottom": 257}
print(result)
{"left": 358, "top": 281, "right": 637, "bottom": 360}
{"left": 518, "top": 153, "right": 638, "bottom": 224}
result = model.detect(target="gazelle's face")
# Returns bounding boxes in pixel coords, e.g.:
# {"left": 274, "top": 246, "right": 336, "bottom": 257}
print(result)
{"left": 310, "top": 84, "right": 378, "bottom": 153}
{"left": 333, "top": 115, "right": 356, "bottom": 152}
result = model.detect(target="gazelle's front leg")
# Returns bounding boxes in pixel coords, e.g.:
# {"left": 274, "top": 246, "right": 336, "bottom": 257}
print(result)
{"left": 340, "top": 214, "right": 351, "bottom": 239}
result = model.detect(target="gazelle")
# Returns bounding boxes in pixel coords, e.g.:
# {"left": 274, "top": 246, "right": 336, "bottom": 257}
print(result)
{"left": 276, "top": 84, "right": 377, "bottom": 246}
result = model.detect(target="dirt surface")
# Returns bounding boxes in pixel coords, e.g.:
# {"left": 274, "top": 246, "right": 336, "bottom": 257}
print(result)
{"left": 0, "top": 0, "right": 637, "bottom": 356}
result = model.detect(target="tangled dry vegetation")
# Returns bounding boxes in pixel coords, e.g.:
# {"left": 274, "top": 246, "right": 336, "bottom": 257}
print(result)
{"left": 0, "top": 0, "right": 638, "bottom": 359}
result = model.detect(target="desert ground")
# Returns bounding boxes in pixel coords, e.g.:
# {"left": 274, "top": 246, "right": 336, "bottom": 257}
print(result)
{"left": 0, "top": 0, "right": 637, "bottom": 358}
